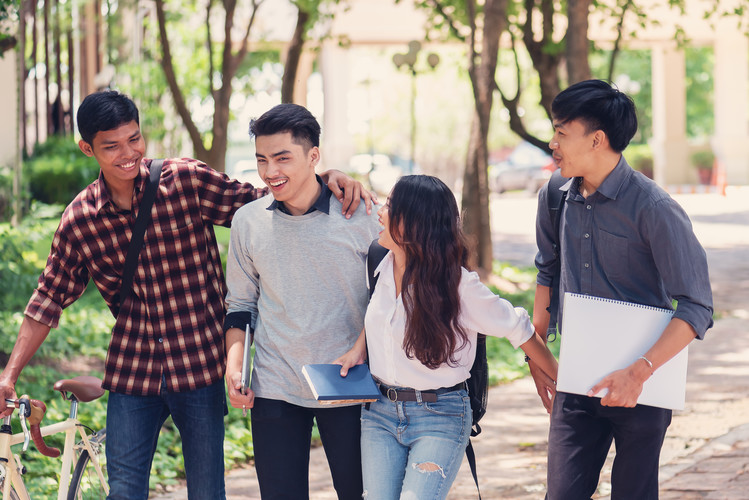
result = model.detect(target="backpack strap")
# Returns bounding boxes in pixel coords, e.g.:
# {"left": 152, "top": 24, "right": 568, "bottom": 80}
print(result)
{"left": 545, "top": 169, "right": 571, "bottom": 342}
{"left": 367, "top": 238, "right": 389, "bottom": 297}
{"left": 113, "top": 159, "right": 162, "bottom": 318}
{"left": 466, "top": 440, "right": 482, "bottom": 499}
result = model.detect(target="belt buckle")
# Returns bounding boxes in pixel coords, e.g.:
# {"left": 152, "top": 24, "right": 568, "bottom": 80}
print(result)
{"left": 386, "top": 387, "right": 398, "bottom": 402}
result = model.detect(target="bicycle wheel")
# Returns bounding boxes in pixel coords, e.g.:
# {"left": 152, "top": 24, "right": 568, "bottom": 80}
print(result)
{"left": 67, "top": 428, "right": 107, "bottom": 500}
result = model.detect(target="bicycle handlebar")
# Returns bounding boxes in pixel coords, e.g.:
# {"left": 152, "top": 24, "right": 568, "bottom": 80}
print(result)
{"left": 5, "top": 396, "right": 61, "bottom": 458}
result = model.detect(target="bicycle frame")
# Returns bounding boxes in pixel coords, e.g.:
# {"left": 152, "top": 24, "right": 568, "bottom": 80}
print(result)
{"left": 0, "top": 404, "right": 107, "bottom": 500}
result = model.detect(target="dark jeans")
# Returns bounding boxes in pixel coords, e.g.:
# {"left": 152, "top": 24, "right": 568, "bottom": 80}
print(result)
{"left": 251, "top": 397, "right": 363, "bottom": 500}
{"left": 546, "top": 392, "right": 672, "bottom": 500}
{"left": 105, "top": 377, "right": 227, "bottom": 500}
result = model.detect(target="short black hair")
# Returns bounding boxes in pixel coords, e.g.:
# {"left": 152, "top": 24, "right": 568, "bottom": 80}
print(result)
{"left": 551, "top": 79, "right": 638, "bottom": 153}
{"left": 76, "top": 90, "right": 140, "bottom": 145}
{"left": 249, "top": 103, "right": 321, "bottom": 150}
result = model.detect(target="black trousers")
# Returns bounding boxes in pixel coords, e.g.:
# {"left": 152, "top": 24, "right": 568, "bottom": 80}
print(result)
{"left": 251, "top": 397, "right": 363, "bottom": 500}
{"left": 546, "top": 392, "right": 672, "bottom": 500}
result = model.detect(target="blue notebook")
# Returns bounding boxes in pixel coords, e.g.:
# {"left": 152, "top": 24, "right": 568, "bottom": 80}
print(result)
{"left": 302, "top": 363, "right": 380, "bottom": 404}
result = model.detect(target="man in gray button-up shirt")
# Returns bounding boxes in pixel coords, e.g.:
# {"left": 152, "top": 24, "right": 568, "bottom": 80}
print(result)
{"left": 531, "top": 80, "right": 713, "bottom": 500}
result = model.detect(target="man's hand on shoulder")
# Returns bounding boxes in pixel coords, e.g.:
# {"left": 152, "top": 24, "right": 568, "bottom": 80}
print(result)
{"left": 320, "top": 169, "right": 378, "bottom": 218}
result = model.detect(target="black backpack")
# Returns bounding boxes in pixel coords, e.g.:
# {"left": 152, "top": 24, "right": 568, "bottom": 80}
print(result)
{"left": 366, "top": 239, "right": 487, "bottom": 498}
{"left": 544, "top": 170, "right": 571, "bottom": 342}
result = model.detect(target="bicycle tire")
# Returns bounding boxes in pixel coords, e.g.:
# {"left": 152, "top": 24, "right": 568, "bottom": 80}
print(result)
{"left": 67, "top": 431, "right": 107, "bottom": 500}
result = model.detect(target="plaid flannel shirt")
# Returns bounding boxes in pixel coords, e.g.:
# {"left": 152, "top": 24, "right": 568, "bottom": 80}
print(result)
{"left": 25, "top": 158, "right": 263, "bottom": 395}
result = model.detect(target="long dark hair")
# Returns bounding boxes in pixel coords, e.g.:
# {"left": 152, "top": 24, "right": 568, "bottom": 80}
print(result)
{"left": 388, "top": 175, "right": 469, "bottom": 368}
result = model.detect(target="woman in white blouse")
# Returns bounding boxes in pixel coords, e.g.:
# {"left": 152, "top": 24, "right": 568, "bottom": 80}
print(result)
{"left": 335, "top": 174, "right": 558, "bottom": 500}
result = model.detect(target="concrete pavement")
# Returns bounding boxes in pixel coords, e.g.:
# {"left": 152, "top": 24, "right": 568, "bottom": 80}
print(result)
{"left": 153, "top": 187, "right": 749, "bottom": 499}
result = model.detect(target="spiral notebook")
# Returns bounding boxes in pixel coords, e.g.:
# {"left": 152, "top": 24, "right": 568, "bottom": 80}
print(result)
{"left": 557, "top": 292, "right": 688, "bottom": 410}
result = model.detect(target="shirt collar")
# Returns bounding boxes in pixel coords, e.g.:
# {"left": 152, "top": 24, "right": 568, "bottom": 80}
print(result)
{"left": 94, "top": 159, "right": 149, "bottom": 215}
{"left": 266, "top": 175, "right": 331, "bottom": 215}
{"left": 567, "top": 155, "right": 631, "bottom": 201}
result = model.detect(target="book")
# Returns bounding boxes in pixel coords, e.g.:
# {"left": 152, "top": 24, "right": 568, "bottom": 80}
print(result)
{"left": 302, "top": 363, "right": 380, "bottom": 405}
{"left": 557, "top": 292, "right": 688, "bottom": 410}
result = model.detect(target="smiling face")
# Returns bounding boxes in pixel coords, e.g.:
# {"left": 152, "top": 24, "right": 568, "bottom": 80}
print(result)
{"left": 377, "top": 198, "right": 396, "bottom": 250}
{"left": 255, "top": 131, "right": 321, "bottom": 215}
{"left": 549, "top": 118, "right": 600, "bottom": 179}
{"left": 78, "top": 120, "right": 145, "bottom": 193}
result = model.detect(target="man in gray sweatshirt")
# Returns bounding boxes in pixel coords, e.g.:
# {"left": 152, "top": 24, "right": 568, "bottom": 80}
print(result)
{"left": 224, "top": 103, "right": 380, "bottom": 499}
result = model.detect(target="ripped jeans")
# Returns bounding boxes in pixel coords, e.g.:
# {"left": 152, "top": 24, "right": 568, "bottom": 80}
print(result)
{"left": 360, "top": 389, "right": 471, "bottom": 500}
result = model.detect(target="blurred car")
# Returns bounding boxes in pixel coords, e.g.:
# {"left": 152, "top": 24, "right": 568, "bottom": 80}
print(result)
{"left": 489, "top": 142, "right": 556, "bottom": 193}
{"left": 231, "top": 159, "right": 264, "bottom": 188}
{"left": 348, "top": 153, "right": 403, "bottom": 195}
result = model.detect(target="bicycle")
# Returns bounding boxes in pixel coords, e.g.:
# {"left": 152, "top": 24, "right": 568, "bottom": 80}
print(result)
{"left": 0, "top": 375, "right": 108, "bottom": 500}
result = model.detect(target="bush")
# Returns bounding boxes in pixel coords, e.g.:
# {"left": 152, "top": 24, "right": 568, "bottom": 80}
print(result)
{"left": 626, "top": 144, "right": 654, "bottom": 179}
{"left": 26, "top": 136, "right": 99, "bottom": 205}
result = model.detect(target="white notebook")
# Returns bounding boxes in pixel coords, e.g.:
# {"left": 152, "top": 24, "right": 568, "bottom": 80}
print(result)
{"left": 557, "top": 292, "right": 688, "bottom": 410}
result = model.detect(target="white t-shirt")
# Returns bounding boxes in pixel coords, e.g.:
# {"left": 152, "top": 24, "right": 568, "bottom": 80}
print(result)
{"left": 365, "top": 252, "right": 534, "bottom": 390}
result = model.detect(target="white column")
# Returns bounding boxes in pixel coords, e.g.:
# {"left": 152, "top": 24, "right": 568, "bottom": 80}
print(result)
{"left": 319, "top": 41, "right": 354, "bottom": 171}
{"left": 650, "top": 43, "right": 690, "bottom": 185}
{"left": 713, "top": 25, "right": 749, "bottom": 185}
{"left": 0, "top": 51, "right": 17, "bottom": 166}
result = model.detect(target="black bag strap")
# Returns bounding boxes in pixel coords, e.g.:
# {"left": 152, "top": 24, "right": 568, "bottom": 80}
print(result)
{"left": 545, "top": 169, "right": 570, "bottom": 342}
{"left": 466, "top": 440, "right": 482, "bottom": 499}
{"left": 113, "top": 159, "right": 162, "bottom": 318}
{"left": 366, "top": 238, "right": 389, "bottom": 297}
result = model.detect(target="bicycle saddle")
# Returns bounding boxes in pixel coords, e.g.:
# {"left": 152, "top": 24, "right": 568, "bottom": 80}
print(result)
{"left": 53, "top": 375, "right": 105, "bottom": 402}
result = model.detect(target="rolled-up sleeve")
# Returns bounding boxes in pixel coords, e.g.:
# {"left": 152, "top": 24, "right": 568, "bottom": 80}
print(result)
{"left": 645, "top": 198, "right": 714, "bottom": 339}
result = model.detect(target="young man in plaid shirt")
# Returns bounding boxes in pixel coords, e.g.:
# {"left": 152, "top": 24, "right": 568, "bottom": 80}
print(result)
{"left": 0, "top": 90, "right": 373, "bottom": 499}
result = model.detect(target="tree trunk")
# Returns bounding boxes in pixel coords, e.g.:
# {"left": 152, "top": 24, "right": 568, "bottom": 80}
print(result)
{"left": 44, "top": 0, "right": 51, "bottom": 136}
{"left": 566, "top": 0, "right": 592, "bottom": 84}
{"left": 281, "top": 9, "right": 309, "bottom": 104}
{"left": 461, "top": 0, "right": 506, "bottom": 275}
{"left": 32, "top": 3, "right": 38, "bottom": 145}
{"left": 13, "top": 0, "right": 28, "bottom": 226}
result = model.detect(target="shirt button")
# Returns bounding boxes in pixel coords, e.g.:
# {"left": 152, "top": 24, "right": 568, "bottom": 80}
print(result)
{"left": 584, "top": 233, "right": 590, "bottom": 238}
{"left": 586, "top": 205, "right": 592, "bottom": 210}
{"left": 584, "top": 263, "right": 590, "bottom": 268}
{"left": 158, "top": 337, "right": 163, "bottom": 343}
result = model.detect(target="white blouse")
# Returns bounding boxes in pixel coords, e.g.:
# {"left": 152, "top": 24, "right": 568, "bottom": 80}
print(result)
{"left": 365, "top": 252, "right": 534, "bottom": 390}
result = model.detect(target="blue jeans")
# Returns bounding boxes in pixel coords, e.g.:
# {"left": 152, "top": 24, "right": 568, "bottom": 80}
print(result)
{"left": 360, "top": 389, "right": 471, "bottom": 500}
{"left": 251, "top": 397, "right": 363, "bottom": 500}
{"left": 546, "top": 392, "right": 672, "bottom": 500}
{"left": 105, "top": 378, "right": 227, "bottom": 500}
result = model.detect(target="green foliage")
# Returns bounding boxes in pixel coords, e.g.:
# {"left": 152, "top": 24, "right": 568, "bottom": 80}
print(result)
{"left": 691, "top": 149, "right": 714, "bottom": 170}
{"left": 625, "top": 143, "right": 654, "bottom": 178}
{"left": 25, "top": 136, "right": 99, "bottom": 205}
{"left": 685, "top": 46, "right": 714, "bottom": 139}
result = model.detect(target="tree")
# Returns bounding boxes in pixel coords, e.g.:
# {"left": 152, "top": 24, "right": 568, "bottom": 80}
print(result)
{"left": 0, "top": 0, "right": 18, "bottom": 55}
{"left": 154, "top": 0, "right": 266, "bottom": 172}
{"left": 281, "top": 0, "right": 342, "bottom": 104}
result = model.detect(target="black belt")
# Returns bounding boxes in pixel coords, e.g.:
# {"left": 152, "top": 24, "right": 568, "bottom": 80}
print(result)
{"left": 377, "top": 381, "right": 466, "bottom": 403}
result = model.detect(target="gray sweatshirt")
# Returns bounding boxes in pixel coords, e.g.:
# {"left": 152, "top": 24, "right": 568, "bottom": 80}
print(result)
{"left": 225, "top": 195, "right": 380, "bottom": 407}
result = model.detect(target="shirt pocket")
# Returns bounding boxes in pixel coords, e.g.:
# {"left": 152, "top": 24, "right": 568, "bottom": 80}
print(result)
{"left": 598, "top": 229, "right": 629, "bottom": 282}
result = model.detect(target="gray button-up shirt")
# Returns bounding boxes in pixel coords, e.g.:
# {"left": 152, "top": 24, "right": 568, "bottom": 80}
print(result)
{"left": 535, "top": 156, "right": 713, "bottom": 339}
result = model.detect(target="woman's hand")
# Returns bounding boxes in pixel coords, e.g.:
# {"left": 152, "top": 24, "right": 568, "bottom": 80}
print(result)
{"left": 333, "top": 329, "right": 368, "bottom": 376}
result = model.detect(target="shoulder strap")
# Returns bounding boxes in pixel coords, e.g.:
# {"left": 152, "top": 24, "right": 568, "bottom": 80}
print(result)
{"left": 113, "top": 159, "right": 163, "bottom": 318}
{"left": 466, "top": 440, "right": 482, "bottom": 499}
{"left": 366, "top": 238, "right": 389, "bottom": 297}
{"left": 545, "top": 169, "right": 570, "bottom": 341}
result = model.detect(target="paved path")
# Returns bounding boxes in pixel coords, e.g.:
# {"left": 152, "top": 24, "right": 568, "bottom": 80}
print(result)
{"left": 154, "top": 188, "right": 749, "bottom": 499}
